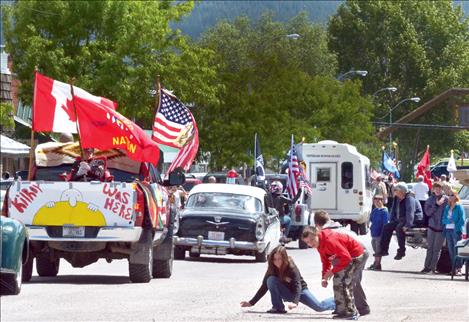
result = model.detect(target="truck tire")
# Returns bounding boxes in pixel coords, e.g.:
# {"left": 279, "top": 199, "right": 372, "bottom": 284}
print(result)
{"left": 298, "top": 239, "right": 309, "bottom": 249}
{"left": 129, "top": 229, "right": 153, "bottom": 283}
{"left": 174, "top": 246, "right": 186, "bottom": 260}
{"left": 189, "top": 251, "right": 200, "bottom": 258}
{"left": 436, "top": 247, "right": 452, "bottom": 274}
{"left": 22, "top": 254, "right": 33, "bottom": 282}
{"left": 36, "top": 256, "right": 59, "bottom": 277}
{"left": 358, "top": 222, "right": 368, "bottom": 235}
{"left": 152, "top": 238, "right": 174, "bottom": 279}
{"left": 255, "top": 249, "right": 267, "bottom": 262}
{"left": 350, "top": 222, "right": 359, "bottom": 235}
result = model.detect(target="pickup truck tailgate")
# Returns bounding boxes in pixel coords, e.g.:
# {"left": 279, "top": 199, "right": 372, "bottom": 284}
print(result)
{"left": 7, "top": 181, "right": 136, "bottom": 227}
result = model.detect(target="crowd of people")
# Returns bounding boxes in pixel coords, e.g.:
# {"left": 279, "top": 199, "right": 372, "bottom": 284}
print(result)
{"left": 369, "top": 174, "right": 466, "bottom": 276}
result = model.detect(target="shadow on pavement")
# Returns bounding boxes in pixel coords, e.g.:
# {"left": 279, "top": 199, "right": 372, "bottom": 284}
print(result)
{"left": 243, "top": 310, "right": 332, "bottom": 320}
{"left": 27, "top": 275, "right": 130, "bottom": 285}
{"left": 185, "top": 256, "right": 257, "bottom": 264}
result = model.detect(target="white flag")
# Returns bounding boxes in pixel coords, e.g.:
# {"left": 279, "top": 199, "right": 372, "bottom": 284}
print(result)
{"left": 447, "top": 150, "right": 457, "bottom": 173}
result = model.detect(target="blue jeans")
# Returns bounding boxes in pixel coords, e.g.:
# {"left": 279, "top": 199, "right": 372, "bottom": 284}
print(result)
{"left": 280, "top": 215, "right": 292, "bottom": 237}
{"left": 444, "top": 229, "right": 463, "bottom": 269}
{"left": 266, "top": 276, "right": 335, "bottom": 312}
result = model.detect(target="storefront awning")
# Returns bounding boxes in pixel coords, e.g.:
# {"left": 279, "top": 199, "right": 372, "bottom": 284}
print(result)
{"left": 1, "top": 134, "right": 30, "bottom": 156}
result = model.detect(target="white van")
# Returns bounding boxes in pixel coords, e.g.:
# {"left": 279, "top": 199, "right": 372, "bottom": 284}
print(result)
{"left": 301, "top": 140, "right": 372, "bottom": 235}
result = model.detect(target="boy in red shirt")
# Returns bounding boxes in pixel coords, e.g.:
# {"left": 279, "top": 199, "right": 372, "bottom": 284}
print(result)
{"left": 302, "top": 226, "right": 365, "bottom": 320}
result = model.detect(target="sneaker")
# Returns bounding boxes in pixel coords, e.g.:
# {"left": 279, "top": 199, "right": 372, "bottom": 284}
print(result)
{"left": 266, "top": 308, "right": 287, "bottom": 314}
{"left": 394, "top": 253, "right": 405, "bottom": 260}
{"left": 420, "top": 268, "right": 431, "bottom": 274}
{"left": 358, "top": 309, "right": 370, "bottom": 316}
{"left": 333, "top": 313, "right": 358, "bottom": 320}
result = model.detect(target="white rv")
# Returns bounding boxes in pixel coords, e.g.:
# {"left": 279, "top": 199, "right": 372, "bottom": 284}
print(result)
{"left": 301, "top": 140, "right": 372, "bottom": 235}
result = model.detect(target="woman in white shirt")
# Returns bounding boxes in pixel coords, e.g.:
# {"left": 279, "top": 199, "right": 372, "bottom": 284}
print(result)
{"left": 414, "top": 176, "right": 429, "bottom": 225}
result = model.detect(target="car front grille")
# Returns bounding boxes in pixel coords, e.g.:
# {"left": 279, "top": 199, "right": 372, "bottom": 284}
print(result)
{"left": 179, "top": 216, "right": 257, "bottom": 242}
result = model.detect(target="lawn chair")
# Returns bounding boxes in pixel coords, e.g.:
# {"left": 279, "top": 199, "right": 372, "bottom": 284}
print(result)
{"left": 451, "top": 239, "right": 469, "bottom": 280}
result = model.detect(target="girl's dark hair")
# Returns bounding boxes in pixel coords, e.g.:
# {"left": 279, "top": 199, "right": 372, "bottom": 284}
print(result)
{"left": 266, "top": 245, "right": 294, "bottom": 282}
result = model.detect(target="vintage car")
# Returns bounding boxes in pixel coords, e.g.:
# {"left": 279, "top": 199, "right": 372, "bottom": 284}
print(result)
{"left": 173, "top": 183, "right": 280, "bottom": 262}
{"left": 0, "top": 216, "right": 29, "bottom": 295}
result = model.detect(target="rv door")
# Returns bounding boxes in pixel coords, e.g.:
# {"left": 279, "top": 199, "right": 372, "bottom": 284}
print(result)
{"left": 310, "top": 163, "right": 337, "bottom": 210}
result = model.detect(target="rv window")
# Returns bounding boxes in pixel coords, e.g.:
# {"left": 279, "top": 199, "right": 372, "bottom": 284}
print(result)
{"left": 341, "top": 162, "right": 353, "bottom": 189}
{"left": 317, "top": 168, "right": 331, "bottom": 182}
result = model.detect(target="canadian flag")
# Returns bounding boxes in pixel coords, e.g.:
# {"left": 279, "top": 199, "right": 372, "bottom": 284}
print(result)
{"left": 33, "top": 72, "right": 117, "bottom": 133}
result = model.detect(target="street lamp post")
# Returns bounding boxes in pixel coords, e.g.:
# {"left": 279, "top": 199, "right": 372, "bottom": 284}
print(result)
{"left": 337, "top": 69, "right": 368, "bottom": 81}
{"left": 372, "top": 87, "right": 397, "bottom": 97}
{"left": 388, "top": 97, "right": 421, "bottom": 151}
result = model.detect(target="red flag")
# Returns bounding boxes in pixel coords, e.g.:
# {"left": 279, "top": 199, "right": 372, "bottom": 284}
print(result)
{"left": 417, "top": 146, "right": 432, "bottom": 190}
{"left": 33, "top": 72, "right": 117, "bottom": 133}
{"left": 166, "top": 121, "right": 199, "bottom": 174}
{"left": 74, "top": 97, "right": 160, "bottom": 165}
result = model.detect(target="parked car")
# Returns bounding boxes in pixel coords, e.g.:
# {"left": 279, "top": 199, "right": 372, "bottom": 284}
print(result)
{"left": 202, "top": 172, "right": 245, "bottom": 185}
{"left": 0, "top": 216, "right": 30, "bottom": 295}
{"left": 183, "top": 177, "right": 202, "bottom": 192}
{"left": 173, "top": 183, "right": 280, "bottom": 262}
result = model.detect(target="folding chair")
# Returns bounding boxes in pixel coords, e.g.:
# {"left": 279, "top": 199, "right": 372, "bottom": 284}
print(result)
{"left": 451, "top": 239, "right": 469, "bottom": 280}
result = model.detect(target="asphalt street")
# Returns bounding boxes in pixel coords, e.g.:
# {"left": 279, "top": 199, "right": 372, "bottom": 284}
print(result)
{"left": 1, "top": 235, "right": 468, "bottom": 322}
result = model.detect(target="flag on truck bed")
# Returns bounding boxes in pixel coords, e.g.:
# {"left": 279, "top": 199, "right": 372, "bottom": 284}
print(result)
{"left": 33, "top": 72, "right": 116, "bottom": 133}
{"left": 74, "top": 96, "right": 160, "bottom": 165}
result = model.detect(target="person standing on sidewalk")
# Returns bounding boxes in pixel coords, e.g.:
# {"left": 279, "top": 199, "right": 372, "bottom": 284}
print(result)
{"left": 422, "top": 182, "right": 447, "bottom": 273}
{"left": 368, "top": 195, "right": 389, "bottom": 271}
{"left": 240, "top": 245, "right": 335, "bottom": 314}
{"left": 302, "top": 226, "right": 366, "bottom": 320}
{"left": 442, "top": 190, "right": 466, "bottom": 276}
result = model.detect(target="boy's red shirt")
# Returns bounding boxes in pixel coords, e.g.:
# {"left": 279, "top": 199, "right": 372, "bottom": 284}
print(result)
{"left": 317, "top": 229, "right": 364, "bottom": 277}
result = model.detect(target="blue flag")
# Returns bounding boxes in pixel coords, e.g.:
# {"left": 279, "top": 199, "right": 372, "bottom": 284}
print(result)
{"left": 382, "top": 149, "right": 400, "bottom": 179}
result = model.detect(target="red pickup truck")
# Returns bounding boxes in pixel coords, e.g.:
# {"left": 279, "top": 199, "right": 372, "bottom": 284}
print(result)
{"left": 2, "top": 142, "right": 184, "bottom": 283}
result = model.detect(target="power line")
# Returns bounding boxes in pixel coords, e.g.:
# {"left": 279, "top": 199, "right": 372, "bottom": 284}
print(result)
{"left": 373, "top": 122, "right": 469, "bottom": 130}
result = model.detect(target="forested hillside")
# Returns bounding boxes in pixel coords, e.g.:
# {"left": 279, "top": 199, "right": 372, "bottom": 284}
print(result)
{"left": 173, "top": 0, "right": 341, "bottom": 38}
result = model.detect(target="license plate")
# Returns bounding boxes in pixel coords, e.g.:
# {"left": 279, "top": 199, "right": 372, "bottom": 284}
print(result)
{"left": 208, "top": 231, "right": 225, "bottom": 241}
{"left": 63, "top": 226, "right": 85, "bottom": 237}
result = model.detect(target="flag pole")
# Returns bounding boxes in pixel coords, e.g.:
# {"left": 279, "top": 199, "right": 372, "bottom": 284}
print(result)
{"left": 27, "top": 67, "right": 38, "bottom": 181}
{"left": 153, "top": 75, "right": 161, "bottom": 114}
{"left": 69, "top": 78, "right": 84, "bottom": 159}
{"left": 254, "top": 133, "right": 257, "bottom": 183}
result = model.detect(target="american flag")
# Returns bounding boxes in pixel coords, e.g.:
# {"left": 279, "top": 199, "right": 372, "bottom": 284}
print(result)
{"left": 287, "top": 135, "right": 300, "bottom": 199}
{"left": 166, "top": 121, "right": 199, "bottom": 174}
{"left": 152, "top": 89, "right": 194, "bottom": 149}
{"left": 152, "top": 88, "right": 199, "bottom": 173}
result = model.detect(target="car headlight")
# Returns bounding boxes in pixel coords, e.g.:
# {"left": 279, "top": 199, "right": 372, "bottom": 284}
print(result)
{"left": 255, "top": 218, "right": 265, "bottom": 240}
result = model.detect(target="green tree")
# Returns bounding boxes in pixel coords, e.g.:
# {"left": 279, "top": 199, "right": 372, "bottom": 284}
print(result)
{"left": 2, "top": 0, "right": 219, "bottom": 127}
{"left": 199, "top": 13, "right": 376, "bottom": 169}
{"left": 328, "top": 0, "right": 469, "bottom": 179}
{"left": 0, "top": 102, "right": 15, "bottom": 131}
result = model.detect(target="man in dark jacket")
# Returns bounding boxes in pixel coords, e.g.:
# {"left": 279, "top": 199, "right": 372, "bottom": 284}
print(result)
{"left": 377, "top": 182, "right": 416, "bottom": 260}
{"left": 421, "top": 182, "right": 447, "bottom": 273}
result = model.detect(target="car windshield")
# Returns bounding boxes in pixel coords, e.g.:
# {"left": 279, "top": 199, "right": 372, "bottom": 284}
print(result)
{"left": 459, "top": 185, "right": 469, "bottom": 200}
{"left": 186, "top": 192, "right": 262, "bottom": 212}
